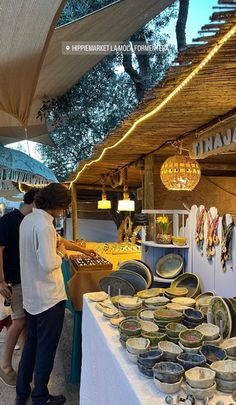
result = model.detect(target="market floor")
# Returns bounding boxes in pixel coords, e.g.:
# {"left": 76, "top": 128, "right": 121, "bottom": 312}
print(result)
{"left": 0, "top": 309, "right": 80, "bottom": 405}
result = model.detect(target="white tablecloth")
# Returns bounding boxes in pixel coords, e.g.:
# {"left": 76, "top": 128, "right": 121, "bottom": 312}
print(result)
{"left": 80, "top": 296, "right": 232, "bottom": 405}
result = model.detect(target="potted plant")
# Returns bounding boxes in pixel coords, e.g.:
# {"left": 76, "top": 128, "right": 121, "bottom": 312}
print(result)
{"left": 156, "top": 216, "right": 172, "bottom": 244}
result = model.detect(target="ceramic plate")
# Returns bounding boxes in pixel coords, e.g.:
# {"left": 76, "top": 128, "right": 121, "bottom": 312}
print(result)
{"left": 207, "top": 296, "right": 232, "bottom": 339}
{"left": 86, "top": 292, "right": 108, "bottom": 302}
{"left": 99, "top": 276, "right": 135, "bottom": 297}
{"left": 156, "top": 254, "right": 183, "bottom": 279}
{"left": 118, "top": 260, "right": 153, "bottom": 288}
{"left": 111, "top": 269, "right": 147, "bottom": 293}
{"left": 171, "top": 273, "right": 200, "bottom": 298}
{"left": 172, "top": 297, "right": 196, "bottom": 307}
{"left": 137, "top": 288, "right": 165, "bottom": 299}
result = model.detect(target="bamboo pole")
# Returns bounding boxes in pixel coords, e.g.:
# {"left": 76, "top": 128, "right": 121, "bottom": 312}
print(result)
{"left": 71, "top": 183, "right": 79, "bottom": 241}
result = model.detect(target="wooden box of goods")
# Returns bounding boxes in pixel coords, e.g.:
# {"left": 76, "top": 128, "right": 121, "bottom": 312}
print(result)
{"left": 70, "top": 254, "right": 113, "bottom": 271}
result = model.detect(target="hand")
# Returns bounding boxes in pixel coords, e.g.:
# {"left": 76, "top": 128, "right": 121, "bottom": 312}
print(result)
{"left": 57, "top": 242, "right": 67, "bottom": 258}
{"left": 0, "top": 281, "right": 12, "bottom": 300}
{"left": 84, "top": 249, "right": 97, "bottom": 258}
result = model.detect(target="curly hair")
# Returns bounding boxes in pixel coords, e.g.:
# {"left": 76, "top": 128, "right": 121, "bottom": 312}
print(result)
{"left": 23, "top": 187, "right": 40, "bottom": 204}
{"left": 35, "top": 183, "right": 71, "bottom": 210}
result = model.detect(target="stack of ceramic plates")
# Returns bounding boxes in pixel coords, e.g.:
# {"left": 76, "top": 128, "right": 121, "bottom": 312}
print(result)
{"left": 118, "top": 296, "right": 143, "bottom": 317}
{"left": 171, "top": 297, "right": 196, "bottom": 308}
{"left": 118, "top": 260, "right": 153, "bottom": 288}
{"left": 154, "top": 308, "right": 182, "bottom": 333}
{"left": 156, "top": 254, "right": 183, "bottom": 279}
{"left": 211, "top": 359, "right": 236, "bottom": 393}
{"left": 165, "top": 287, "right": 188, "bottom": 299}
{"left": 171, "top": 273, "right": 201, "bottom": 298}
{"left": 143, "top": 296, "right": 169, "bottom": 310}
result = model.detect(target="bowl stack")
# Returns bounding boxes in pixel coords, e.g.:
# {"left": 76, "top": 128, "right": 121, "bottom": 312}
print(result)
{"left": 118, "top": 297, "right": 143, "bottom": 317}
{"left": 196, "top": 323, "right": 220, "bottom": 344}
{"left": 178, "top": 329, "right": 204, "bottom": 356}
{"left": 210, "top": 359, "right": 236, "bottom": 393}
{"left": 185, "top": 367, "right": 216, "bottom": 400}
{"left": 118, "top": 319, "right": 142, "bottom": 349}
{"left": 126, "top": 337, "right": 150, "bottom": 367}
{"left": 165, "top": 287, "right": 188, "bottom": 300}
{"left": 220, "top": 337, "right": 236, "bottom": 360}
{"left": 195, "top": 292, "right": 215, "bottom": 319}
{"left": 154, "top": 308, "right": 182, "bottom": 333}
{"left": 143, "top": 296, "right": 169, "bottom": 310}
{"left": 153, "top": 362, "right": 184, "bottom": 394}
{"left": 200, "top": 344, "right": 227, "bottom": 365}
{"left": 158, "top": 341, "right": 183, "bottom": 361}
{"left": 165, "top": 322, "right": 187, "bottom": 344}
{"left": 182, "top": 308, "right": 204, "bottom": 328}
{"left": 137, "top": 349, "right": 163, "bottom": 378}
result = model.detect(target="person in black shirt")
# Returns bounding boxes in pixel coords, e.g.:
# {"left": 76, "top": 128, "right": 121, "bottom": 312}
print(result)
{"left": 0, "top": 188, "right": 39, "bottom": 387}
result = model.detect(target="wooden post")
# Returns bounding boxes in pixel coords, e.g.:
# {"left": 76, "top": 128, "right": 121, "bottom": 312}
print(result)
{"left": 71, "top": 183, "right": 78, "bottom": 241}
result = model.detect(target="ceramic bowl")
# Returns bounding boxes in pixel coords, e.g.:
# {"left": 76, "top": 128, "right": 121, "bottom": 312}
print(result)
{"left": 119, "top": 337, "right": 127, "bottom": 349}
{"left": 126, "top": 350, "right": 138, "bottom": 364}
{"left": 166, "top": 335, "right": 179, "bottom": 344}
{"left": 215, "top": 377, "right": 236, "bottom": 392}
{"left": 142, "top": 331, "right": 166, "bottom": 346}
{"left": 177, "top": 352, "right": 206, "bottom": 370}
{"left": 200, "top": 344, "right": 227, "bottom": 365}
{"left": 119, "top": 319, "right": 142, "bottom": 336}
{"left": 138, "top": 309, "right": 154, "bottom": 321}
{"left": 171, "top": 273, "right": 201, "bottom": 298}
{"left": 178, "top": 341, "right": 201, "bottom": 354}
{"left": 137, "top": 288, "right": 165, "bottom": 299}
{"left": 153, "top": 377, "right": 183, "bottom": 394}
{"left": 172, "top": 235, "right": 187, "bottom": 246}
{"left": 179, "top": 329, "right": 203, "bottom": 348}
{"left": 166, "top": 322, "right": 187, "bottom": 338}
{"left": 119, "top": 307, "right": 141, "bottom": 317}
{"left": 137, "top": 361, "right": 153, "bottom": 378}
{"left": 119, "top": 296, "right": 143, "bottom": 309}
{"left": 153, "top": 362, "right": 184, "bottom": 383}
{"left": 140, "top": 320, "right": 159, "bottom": 334}
{"left": 172, "top": 297, "right": 196, "bottom": 307}
{"left": 210, "top": 359, "right": 236, "bottom": 381}
{"left": 166, "top": 303, "right": 190, "bottom": 313}
{"left": 195, "top": 323, "right": 220, "bottom": 340}
{"left": 109, "top": 316, "right": 125, "bottom": 327}
{"left": 185, "top": 382, "right": 216, "bottom": 399}
{"left": 165, "top": 287, "right": 188, "bottom": 297}
{"left": 144, "top": 296, "right": 169, "bottom": 307}
{"left": 158, "top": 341, "right": 183, "bottom": 361}
{"left": 154, "top": 308, "right": 182, "bottom": 322}
{"left": 119, "top": 330, "right": 141, "bottom": 342}
{"left": 203, "top": 336, "right": 222, "bottom": 346}
{"left": 111, "top": 295, "right": 130, "bottom": 308}
{"left": 183, "top": 308, "right": 204, "bottom": 323}
{"left": 182, "top": 319, "right": 202, "bottom": 329}
{"left": 126, "top": 337, "right": 150, "bottom": 355}
{"left": 220, "top": 337, "right": 236, "bottom": 357}
{"left": 138, "top": 349, "right": 163, "bottom": 368}
{"left": 185, "top": 367, "right": 216, "bottom": 389}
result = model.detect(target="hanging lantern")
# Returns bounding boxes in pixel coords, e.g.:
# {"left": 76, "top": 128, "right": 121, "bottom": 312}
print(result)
{"left": 98, "top": 176, "right": 111, "bottom": 209}
{"left": 160, "top": 154, "right": 201, "bottom": 191}
{"left": 117, "top": 168, "right": 135, "bottom": 212}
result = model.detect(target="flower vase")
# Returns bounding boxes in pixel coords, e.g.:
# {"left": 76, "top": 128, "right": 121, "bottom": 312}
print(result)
{"left": 156, "top": 233, "right": 172, "bottom": 244}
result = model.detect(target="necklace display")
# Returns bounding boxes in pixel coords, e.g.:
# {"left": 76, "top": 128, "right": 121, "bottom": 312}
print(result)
{"left": 195, "top": 206, "right": 206, "bottom": 255}
{"left": 206, "top": 209, "right": 219, "bottom": 260}
{"left": 221, "top": 214, "right": 234, "bottom": 272}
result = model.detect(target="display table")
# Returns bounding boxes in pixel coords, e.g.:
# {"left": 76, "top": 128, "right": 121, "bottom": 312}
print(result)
{"left": 80, "top": 295, "right": 232, "bottom": 405}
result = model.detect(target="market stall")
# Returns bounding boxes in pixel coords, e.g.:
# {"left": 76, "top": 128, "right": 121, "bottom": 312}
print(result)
{"left": 64, "top": 2, "right": 236, "bottom": 402}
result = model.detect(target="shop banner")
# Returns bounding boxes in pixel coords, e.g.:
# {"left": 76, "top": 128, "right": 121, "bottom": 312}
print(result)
{"left": 190, "top": 117, "right": 236, "bottom": 159}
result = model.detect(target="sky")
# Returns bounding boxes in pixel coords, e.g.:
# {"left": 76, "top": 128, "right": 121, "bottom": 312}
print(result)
{"left": 6, "top": 0, "right": 219, "bottom": 162}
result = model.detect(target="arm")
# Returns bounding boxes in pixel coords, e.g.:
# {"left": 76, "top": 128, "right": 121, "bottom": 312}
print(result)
{"left": 36, "top": 226, "right": 62, "bottom": 272}
{"left": 0, "top": 246, "right": 11, "bottom": 299}
{"left": 60, "top": 236, "right": 97, "bottom": 257}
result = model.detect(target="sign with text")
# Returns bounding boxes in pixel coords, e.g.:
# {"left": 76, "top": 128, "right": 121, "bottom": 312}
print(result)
{"left": 190, "top": 118, "right": 236, "bottom": 159}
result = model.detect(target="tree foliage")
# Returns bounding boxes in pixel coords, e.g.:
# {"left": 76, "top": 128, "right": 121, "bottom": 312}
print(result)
{"left": 37, "top": 1, "right": 178, "bottom": 181}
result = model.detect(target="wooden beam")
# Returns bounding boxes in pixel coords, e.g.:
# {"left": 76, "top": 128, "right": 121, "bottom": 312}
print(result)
{"left": 71, "top": 183, "right": 78, "bottom": 241}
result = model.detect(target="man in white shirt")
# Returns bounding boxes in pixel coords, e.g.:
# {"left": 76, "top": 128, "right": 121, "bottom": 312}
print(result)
{"left": 15, "top": 183, "right": 71, "bottom": 405}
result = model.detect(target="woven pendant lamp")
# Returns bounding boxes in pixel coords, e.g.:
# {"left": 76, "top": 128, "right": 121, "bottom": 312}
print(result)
{"left": 160, "top": 154, "right": 201, "bottom": 191}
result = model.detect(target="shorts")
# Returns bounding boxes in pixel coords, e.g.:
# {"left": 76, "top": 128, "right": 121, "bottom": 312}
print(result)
{"left": 11, "top": 284, "right": 26, "bottom": 320}
{"left": 0, "top": 315, "right": 12, "bottom": 332}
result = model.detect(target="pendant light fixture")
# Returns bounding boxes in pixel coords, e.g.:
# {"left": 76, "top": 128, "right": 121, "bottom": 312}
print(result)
{"left": 98, "top": 176, "right": 111, "bottom": 209}
{"left": 117, "top": 168, "right": 135, "bottom": 211}
{"left": 160, "top": 153, "right": 201, "bottom": 191}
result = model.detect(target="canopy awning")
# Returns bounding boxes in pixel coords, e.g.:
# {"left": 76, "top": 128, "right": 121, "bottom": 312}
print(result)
{"left": 0, "top": 0, "right": 174, "bottom": 145}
